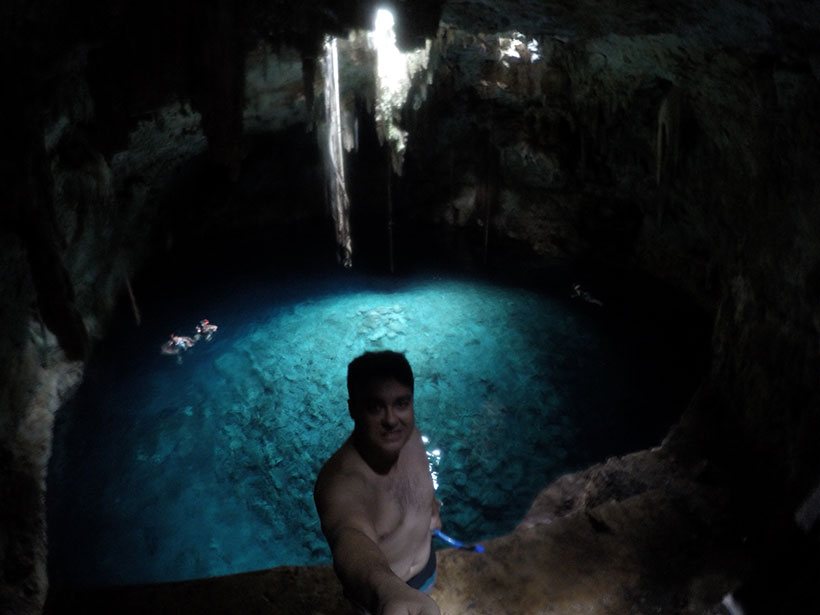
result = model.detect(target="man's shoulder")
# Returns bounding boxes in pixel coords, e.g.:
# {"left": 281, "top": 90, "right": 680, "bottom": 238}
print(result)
{"left": 401, "top": 428, "right": 428, "bottom": 462}
{"left": 315, "top": 440, "right": 368, "bottom": 496}
{"left": 314, "top": 441, "right": 377, "bottom": 534}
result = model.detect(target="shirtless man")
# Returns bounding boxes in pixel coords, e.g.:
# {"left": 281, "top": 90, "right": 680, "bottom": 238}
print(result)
{"left": 314, "top": 351, "right": 442, "bottom": 615}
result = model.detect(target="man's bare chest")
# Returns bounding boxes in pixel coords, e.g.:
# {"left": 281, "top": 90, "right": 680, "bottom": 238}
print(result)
{"left": 370, "top": 452, "right": 432, "bottom": 539}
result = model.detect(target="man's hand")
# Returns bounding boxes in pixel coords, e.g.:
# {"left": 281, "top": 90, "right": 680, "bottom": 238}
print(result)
{"left": 379, "top": 585, "right": 441, "bottom": 615}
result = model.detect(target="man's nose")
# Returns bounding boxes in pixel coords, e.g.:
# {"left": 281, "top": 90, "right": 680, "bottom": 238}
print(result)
{"left": 382, "top": 406, "right": 398, "bottom": 426}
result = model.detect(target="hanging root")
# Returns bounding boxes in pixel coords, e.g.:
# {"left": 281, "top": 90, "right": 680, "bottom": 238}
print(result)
{"left": 125, "top": 276, "right": 141, "bottom": 326}
{"left": 656, "top": 87, "right": 682, "bottom": 187}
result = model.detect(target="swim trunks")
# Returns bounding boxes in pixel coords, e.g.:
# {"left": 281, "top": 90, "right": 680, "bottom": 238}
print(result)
{"left": 406, "top": 543, "right": 436, "bottom": 592}
{"left": 348, "top": 542, "right": 438, "bottom": 613}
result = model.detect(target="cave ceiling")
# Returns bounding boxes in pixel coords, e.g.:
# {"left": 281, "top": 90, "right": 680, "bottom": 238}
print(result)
{"left": 2, "top": 0, "right": 818, "bottom": 157}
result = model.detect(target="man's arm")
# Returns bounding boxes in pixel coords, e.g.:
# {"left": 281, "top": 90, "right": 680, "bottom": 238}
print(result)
{"left": 314, "top": 470, "right": 440, "bottom": 615}
{"left": 329, "top": 525, "right": 438, "bottom": 614}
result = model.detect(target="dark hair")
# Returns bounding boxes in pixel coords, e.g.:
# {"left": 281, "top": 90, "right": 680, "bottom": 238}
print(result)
{"left": 347, "top": 351, "right": 414, "bottom": 401}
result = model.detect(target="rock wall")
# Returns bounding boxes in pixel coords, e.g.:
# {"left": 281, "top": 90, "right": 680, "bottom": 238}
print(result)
{"left": 400, "top": 3, "right": 820, "bottom": 514}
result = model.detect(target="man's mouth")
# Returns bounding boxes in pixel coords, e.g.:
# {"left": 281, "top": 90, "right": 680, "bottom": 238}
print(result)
{"left": 382, "top": 429, "right": 404, "bottom": 441}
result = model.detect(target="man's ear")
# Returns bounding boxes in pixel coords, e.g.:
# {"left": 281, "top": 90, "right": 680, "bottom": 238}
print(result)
{"left": 348, "top": 398, "right": 355, "bottom": 420}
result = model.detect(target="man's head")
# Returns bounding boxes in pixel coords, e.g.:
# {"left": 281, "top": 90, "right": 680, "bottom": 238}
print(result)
{"left": 347, "top": 350, "right": 414, "bottom": 402}
{"left": 347, "top": 351, "right": 415, "bottom": 465}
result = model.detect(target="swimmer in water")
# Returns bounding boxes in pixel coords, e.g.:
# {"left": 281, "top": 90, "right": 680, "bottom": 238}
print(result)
{"left": 161, "top": 333, "right": 196, "bottom": 362}
{"left": 161, "top": 333, "right": 193, "bottom": 364}
{"left": 195, "top": 318, "right": 218, "bottom": 341}
{"left": 571, "top": 283, "right": 603, "bottom": 307}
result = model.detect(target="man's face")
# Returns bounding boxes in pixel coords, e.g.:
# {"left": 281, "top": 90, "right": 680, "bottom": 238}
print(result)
{"left": 350, "top": 378, "right": 415, "bottom": 459}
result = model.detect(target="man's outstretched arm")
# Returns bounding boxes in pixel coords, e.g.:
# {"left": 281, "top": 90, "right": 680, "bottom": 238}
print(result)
{"left": 314, "top": 472, "right": 440, "bottom": 615}
{"left": 328, "top": 525, "right": 439, "bottom": 615}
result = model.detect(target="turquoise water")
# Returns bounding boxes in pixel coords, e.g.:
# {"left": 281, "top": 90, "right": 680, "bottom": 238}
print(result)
{"left": 47, "top": 265, "right": 701, "bottom": 586}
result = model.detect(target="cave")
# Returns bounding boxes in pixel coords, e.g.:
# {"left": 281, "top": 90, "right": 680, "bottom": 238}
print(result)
{"left": 2, "top": 1, "right": 820, "bottom": 614}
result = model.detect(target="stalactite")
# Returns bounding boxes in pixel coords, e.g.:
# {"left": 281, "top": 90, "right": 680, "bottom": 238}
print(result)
{"left": 322, "top": 36, "right": 353, "bottom": 268}
{"left": 656, "top": 87, "right": 682, "bottom": 187}
{"left": 656, "top": 87, "right": 682, "bottom": 229}
{"left": 14, "top": 108, "right": 89, "bottom": 362}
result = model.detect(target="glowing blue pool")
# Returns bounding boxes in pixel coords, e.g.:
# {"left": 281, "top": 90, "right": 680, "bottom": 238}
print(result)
{"left": 47, "top": 265, "right": 703, "bottom": 586}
